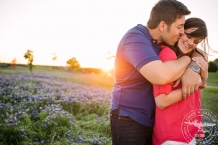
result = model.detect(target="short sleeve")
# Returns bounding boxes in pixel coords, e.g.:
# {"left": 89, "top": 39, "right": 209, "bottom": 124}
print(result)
{"left": 122, "top": 33, "right": 160, "bottom": 71}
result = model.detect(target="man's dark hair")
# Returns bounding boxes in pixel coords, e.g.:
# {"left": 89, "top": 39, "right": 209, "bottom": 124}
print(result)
{"left": 147, "top": 0, "right": 191, "bottom": 29}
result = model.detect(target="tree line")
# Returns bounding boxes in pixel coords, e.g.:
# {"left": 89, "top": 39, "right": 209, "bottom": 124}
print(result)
{"left": 1, "top": 49, "right": 217, "bottom": 73}
{"left": 22, "top": 49, "right": 82, "bottom": 72}
{"left": 208, "top": 60, "right": 218, "bottom": 72}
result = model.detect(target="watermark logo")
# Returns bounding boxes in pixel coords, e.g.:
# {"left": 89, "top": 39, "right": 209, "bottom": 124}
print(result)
{"left": 181, "top": 109, "right": 217, "bottom": 144}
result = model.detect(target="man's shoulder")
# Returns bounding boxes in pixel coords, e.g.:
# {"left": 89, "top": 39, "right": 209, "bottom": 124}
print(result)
{"left": 123, "top": 24, "right": 151, "bottom": 43}
{"left": 127, "top": 24, "right": 149, "bottom": 35}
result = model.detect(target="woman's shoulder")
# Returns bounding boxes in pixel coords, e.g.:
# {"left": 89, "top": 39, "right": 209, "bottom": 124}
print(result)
{"left": 159, "top": 45, "right": 177, "bottom": 61}
{"left": 160, "top": 45, "right": 174, "bottom": 51}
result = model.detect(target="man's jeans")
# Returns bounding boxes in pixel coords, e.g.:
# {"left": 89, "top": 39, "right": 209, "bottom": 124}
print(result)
{"left": 110, "top": 109, "right": 153, "bottom": 145}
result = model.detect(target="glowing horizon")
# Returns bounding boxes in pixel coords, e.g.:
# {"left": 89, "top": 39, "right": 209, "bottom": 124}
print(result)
{"left": 0, "top": 0, "right": 218, "bottom": 69}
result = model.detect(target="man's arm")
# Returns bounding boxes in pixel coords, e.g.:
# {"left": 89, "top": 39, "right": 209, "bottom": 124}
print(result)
{"left": 139, "top": 55, "right": 191, "bottom": 85}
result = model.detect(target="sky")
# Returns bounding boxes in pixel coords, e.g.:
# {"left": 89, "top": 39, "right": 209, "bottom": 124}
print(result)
{"left": 0, "top": 0, "right": 218, "bottom": 69}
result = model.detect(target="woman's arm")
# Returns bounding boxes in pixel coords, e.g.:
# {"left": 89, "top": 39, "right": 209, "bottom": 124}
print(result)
{"left": 155, "top": 89, "right": 183, "bottom": 109}
{"left": 180, "top": 48, "right": 208, "bottom": 98}
{"left": 191, "top": 48, "right": 208, "bottom": 86}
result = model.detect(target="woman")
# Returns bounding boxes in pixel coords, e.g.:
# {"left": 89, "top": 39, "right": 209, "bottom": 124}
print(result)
{"left": 152, "top": 18, "right": 210, "bottom": 145}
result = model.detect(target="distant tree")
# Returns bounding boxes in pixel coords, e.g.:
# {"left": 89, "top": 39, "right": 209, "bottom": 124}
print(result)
{"left": 11, "top": 57, "right": 16, "bottom": 68}
{"left": 24, "top": 49, "right": 34, "bottom": 72}
{"left": 52, "top": 53, "right": 58, "bottom": 68}
{"left": 52, "top": 53, "right": 57, "bottom": 61}
{"left": 106, "top": 52, "right": 115, "bottom": 60}
{"left": 208, "top": 61, "right": 217, "bottom": 72}
{"left": 66, "top": 57, "right": 80, "bottom": 72}
{"left": 213, "top": 58, "right": 218, "bottom": 65}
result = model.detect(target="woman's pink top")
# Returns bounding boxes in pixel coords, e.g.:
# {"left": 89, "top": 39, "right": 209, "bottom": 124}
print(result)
{"left": 152, "top": 45, "right": 202, "bottom": 145}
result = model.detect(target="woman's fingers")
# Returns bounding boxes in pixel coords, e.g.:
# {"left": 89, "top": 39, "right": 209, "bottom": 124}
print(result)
{"left": 192, "top": 57, "right": 208, "bottom": 70}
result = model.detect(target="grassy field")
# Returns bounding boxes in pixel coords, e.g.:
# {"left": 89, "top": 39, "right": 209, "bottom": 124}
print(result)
{"left": 1, "top": 67, "right": 218, "bottom": 115}
{"left": 207, "top": 72, "right": 218, "bottom": 87}
{"left": 0, "top": 67, "right": 113, "bottom": 144}
{"left": 0, "top": 66, "right": 115, "bottom": 90}
{"left": 1, "top": 66, "right": 217, "bottom": 110}
{"left": 202, "top": 87, "right": 218, "bottom": 117}
{"left": 0, "top": 67, "right": 217, "bottom": 144}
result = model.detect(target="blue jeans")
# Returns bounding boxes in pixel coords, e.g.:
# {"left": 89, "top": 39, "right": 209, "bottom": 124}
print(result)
{"left": 110, "top": 109, "right": 153, "bottom": 145}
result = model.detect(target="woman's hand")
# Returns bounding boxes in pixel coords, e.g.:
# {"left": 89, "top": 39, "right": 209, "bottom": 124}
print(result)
{"left": 192, "top": 56, "right": 208, "bottom": 84}
{"left": 172, "top": 78, "right": 181, "bottom": 88}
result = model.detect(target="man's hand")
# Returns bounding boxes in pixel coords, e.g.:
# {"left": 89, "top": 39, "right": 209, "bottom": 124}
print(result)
{"left": 181, "top": 68, "right": 201, "bottom": 99}
{"left": 180, "top": 48, "right": 209, "bottom": 98}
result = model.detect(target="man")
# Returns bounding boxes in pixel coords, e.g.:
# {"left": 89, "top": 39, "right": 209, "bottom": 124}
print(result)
{"left": 110, "top": 0, "right": 208, "bottom": 145}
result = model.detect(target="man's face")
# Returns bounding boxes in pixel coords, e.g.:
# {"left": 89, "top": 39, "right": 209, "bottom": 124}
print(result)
{"left": 161, "top": 16, "right": 185, "bottom": 46}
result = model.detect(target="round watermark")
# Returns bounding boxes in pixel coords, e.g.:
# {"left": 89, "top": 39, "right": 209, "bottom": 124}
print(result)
{"left": 181, "top": 109, "right": 217, "bottom": 144}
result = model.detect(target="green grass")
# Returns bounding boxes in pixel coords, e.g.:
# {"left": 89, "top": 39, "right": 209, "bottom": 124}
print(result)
{"left": 207, "top": 72, "right": 218, "bottom": 87}
{"left": 201, "top": 72, "right": 218, "bottom": 117}
{"left": 201, "top": 88, "right": 218, "bottom": 117}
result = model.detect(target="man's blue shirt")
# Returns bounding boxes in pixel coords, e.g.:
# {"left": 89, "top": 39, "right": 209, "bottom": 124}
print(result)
{"left": 111, "top": 24, "right": 160, "bottom": 127}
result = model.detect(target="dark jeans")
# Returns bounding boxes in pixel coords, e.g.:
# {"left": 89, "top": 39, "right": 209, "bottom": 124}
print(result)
{"left": 110, "top": 109, "right": 153, "bottom": 145}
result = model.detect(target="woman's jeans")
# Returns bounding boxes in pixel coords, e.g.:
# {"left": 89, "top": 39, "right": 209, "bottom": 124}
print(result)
{"left": 110, "top": 109, "right": 153, "bottom": 145}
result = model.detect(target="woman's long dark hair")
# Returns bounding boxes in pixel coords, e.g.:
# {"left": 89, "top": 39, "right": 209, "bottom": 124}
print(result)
{"left": 184, "top": 18, "right": 209, "bottom": 55}
{"left": 163, "top": 17, "right": 210, "bottom": 57}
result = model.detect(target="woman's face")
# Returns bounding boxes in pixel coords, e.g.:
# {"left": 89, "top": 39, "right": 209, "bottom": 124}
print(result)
{"left": 177, "top": 28, "right": 203, "bottom": 54}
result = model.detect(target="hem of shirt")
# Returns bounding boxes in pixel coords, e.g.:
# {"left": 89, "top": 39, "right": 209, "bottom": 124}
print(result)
{"left": 111, "top": 106, "right": 154, "bottom": 128}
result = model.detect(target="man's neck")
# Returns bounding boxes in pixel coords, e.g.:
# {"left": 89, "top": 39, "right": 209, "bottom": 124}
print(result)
{"left": 146, "top": 26, "right": 162, "bottom": 44}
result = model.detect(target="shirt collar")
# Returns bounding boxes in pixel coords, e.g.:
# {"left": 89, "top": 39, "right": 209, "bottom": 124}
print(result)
{"left": 151, "top": 39, "right": 158, "bottom": 45}
{"left": 137, "top": 24, "right": 159, "bottom": 46}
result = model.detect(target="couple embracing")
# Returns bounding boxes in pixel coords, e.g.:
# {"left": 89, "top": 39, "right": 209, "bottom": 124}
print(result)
{"left": 110, "top": 0, "right": 212, "bottom": 145}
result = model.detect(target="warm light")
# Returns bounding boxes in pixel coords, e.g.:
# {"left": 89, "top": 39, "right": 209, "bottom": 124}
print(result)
{"left": 0, "top": 0, "right": 217, "bottom": 68}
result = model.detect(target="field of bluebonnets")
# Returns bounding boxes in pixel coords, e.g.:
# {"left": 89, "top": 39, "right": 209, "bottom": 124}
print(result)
{"left": 0, "top": 67, "right": 113, "bottom": 145}
{"left": 0, "top": 67, "right": 218, "bottom": 145}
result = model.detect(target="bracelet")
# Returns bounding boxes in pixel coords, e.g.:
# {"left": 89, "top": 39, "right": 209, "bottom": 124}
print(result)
{"left": 199, "top": 82, "right": 207, "bottom": 89}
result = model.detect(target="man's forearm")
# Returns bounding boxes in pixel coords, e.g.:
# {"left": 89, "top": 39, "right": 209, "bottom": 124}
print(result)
{"left": 161, "top": 55, "right": 191, "bottom": 84}
{"left": 140, "top": 55, "right": 191, "bottom": 85}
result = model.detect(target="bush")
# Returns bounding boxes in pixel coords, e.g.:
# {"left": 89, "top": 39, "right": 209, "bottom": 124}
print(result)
{"left": 208, "top": 62, "right": 217, "bottom": 72}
